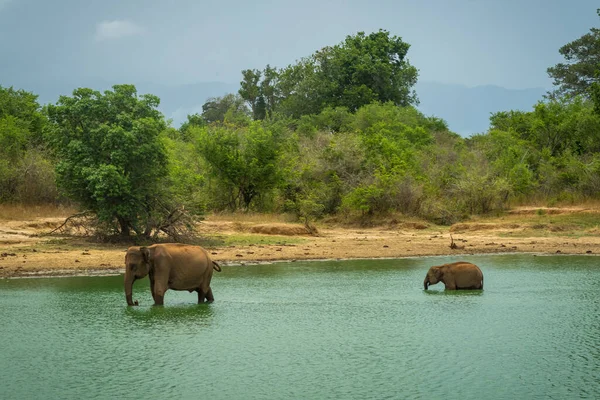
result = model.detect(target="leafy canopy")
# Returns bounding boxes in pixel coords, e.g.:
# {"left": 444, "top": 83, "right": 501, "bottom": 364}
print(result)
{"left": 194, "top": 121, "right": 286, "bottom": 210}
{"left": 252, "top": 30, "right": 418, "bottom": 119}
{"left": 547, "top": 9, "right": 600, "bottom": 98}
{"left": 0, "top": 86, "right": 52, "bottom": 203}
{"left": 201, "top": 93, "right": 250, "bottom": 124}
{"left": 46, "top": 85, "right": 169, "bottom": 236}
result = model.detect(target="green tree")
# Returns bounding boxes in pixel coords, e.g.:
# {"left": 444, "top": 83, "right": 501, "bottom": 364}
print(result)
{"left": 591, "top": 79, "right": 600, "bottom": 114}
{"left": 195, "top": 121, "right": 286, "bottom": 210}
{"left": 261, "top": 65, "right": 280, "bottom": 118}
{"left": 490, "top": 110, "right": 532, "bottom": 137}
{"left": 201, "top": 93, "right": 250, "bottom": 124}
{"left": 547, "top": 9, "right": 600, "bottom": 98}
{"left": 239, "top": 69, "right": 262, "bottom": 119}
{"left": 237, "top": 65, "right": 280, "bottom": 120}
{"left": 469, "top": 129, "right": 536, "bottom": 196}
{"left": 277, "top": 30, "right": 418, "bottom": 117}
{"left": 46, "top": 85, "right": 170, "bottom": 237}
{"left": 162, "top": 133, "right": 207, "bottom": 215}
{"left": 276, "top": 58, "right": 322, "bottom": 118}
{"left": 0, "top": 85, "right": 46, "bottom": 145}
{"left": 492, "top": 98, "right": 600, "bottom": 156}
{"left": 179, "top": 113, "right": 205, "bottom": 140}
{"left": 0, "top": 116, "right": 29, "bottom": 201}
{"left": 0, "top": 86, "right": 56, "bottom": 203}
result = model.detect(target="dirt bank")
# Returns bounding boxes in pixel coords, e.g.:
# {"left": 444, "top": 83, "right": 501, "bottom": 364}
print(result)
{"left": 1, "top": 207, "right": 599, "bottom": 278}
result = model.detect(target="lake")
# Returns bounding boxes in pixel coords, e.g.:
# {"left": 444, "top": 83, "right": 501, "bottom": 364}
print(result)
{"left": 1, "top": 254, "right": 599, "bottom": 399}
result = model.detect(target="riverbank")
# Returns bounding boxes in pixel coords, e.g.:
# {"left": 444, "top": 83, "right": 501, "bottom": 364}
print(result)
{"left": 1, "top": 206, "right": 600, "bottom": 278}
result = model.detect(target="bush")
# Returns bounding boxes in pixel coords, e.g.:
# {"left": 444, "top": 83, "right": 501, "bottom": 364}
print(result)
{"left": 452, "top": 173, "right": 511, "bottom": 215}
{"left": 15, "top": 149, "right": 60, "bottom": 204}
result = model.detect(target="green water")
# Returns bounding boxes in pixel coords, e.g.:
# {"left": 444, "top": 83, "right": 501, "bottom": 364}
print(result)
{"left": 1, "top": 254, "right": 599, "bottom": 399}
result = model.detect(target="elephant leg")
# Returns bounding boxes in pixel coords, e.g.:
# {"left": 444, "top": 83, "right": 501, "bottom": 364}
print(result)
{"left": 197, "top": 288, "right": 206, "bottom": 304}
{"left": 445, "top": 283, "right": 456, "bottom": 290}
{"left": 149, "top": 275, "right": 158, "bottom": 304}
{"left": 205, "top": 287, "right": 214, "bottom": 303}
{"left": 153, "top": 282, "right": 166, "bottom": 306}
{"left": 153, "top": 294, "right": 165, "bottom": 306}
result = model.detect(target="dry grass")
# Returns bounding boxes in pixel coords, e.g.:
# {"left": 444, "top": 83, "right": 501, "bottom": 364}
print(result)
{"left": 248, "top": 223, "right": 312, "bottom": 236}
{"left": 321, "top": 212, "right": 433, "bottom": 229}
{"left": 398, "top": 222, "right": 429, "bottom": 230}
{"left": 207, "top": 212, "right": 298, "bottom": 224}
{"left": 0, "top": 204, "right": 77, "bottom": 221}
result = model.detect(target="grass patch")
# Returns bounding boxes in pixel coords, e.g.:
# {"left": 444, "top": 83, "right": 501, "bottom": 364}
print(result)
{"left": 201, "top": 234, "right": 307, "bottom": 248}
{"left": 34, "top": 237, "right": 126, "bottom": 251}
{"left": 470, "top": 210, "right": 600, "bottom": 238}
{"left": 481, "top": 210, "right": 600, "bottom": 228}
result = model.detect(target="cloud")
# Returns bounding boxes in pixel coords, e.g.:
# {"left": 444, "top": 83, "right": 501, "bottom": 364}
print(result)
{"left": 94, "top": 20, "right": 145, "bottom": 41}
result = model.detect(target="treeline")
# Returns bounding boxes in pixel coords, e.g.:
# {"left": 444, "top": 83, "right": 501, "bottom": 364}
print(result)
{"left": 1, "top": 21, "right": 600, "bottom": 237}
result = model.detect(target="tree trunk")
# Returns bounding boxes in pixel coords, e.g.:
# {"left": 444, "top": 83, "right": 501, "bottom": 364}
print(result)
{"left": 118, "top": 216, "right": 131, "bottom": 237}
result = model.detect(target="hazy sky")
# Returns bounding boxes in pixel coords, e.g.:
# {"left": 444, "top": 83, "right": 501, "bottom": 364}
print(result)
{"left": 0, "top": 0, "right": 598, "bottom": 90}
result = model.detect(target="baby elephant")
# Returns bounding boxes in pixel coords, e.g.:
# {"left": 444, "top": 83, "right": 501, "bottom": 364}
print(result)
{"left": 424, "top": 261, "right": 483, "bottom": 290}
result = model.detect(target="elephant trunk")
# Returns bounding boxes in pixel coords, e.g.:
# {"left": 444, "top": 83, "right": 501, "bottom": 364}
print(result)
{"left": 124, "top": 271, "right": 137, "bottom": 306}
{"left": 424, "top": 279, "right": 429, "bottom": 290}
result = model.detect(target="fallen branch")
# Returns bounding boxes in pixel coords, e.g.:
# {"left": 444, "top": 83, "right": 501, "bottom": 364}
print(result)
{"left": 45, "top": 210, "right": 95, "bottom": 235}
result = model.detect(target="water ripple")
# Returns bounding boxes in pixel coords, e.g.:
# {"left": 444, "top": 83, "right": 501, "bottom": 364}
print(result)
{"left": 1, "top": 256, "right": 599, "bottom": 399}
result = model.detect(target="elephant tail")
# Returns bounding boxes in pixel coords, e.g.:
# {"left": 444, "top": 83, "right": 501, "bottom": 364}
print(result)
{"left": 481, "top": 275, "right": 484, "bottom": 290}
{"left": 212, "top": 261, "right": 222, "bottom": 272}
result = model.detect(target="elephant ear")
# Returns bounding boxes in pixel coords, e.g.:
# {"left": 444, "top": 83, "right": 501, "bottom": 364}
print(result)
{"left": 140, "top": 247, "right": 151, "bottom": 264}
{"left": 434, "top": 267, "right": 443, "bottom": 279}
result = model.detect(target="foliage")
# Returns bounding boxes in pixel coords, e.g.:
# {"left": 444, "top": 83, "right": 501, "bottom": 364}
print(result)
{"left": 296, "top": 106, "right": 354, "bottom": 136}
{"left": 162, "top": 133, "right": 207, "bottom": 215}
{"left": 7, "top": 25, "right": 600, "bottom": 229}
{"left": 239, "top": 69, "right": 263, "bottom": 119}
{"left": 0, "top": 86, "right": 57, "bottom": 204}
{"left": 469, "top": 130, "right": 535, "bottom": 196}
{"left": 45, "top": 85, "right": 177, "bottom": 237}
{"left": 179, "top": 113, "right": 205, "bottom": 140}
{"left": 201, "top": 93, "right": 250, "bottom": 124}
{"left": 591, "top": 79, "right": 600, "bottom": 114}
{"left": 243, "top": 30, "right": 418, "bottom": 119}
{"left": 238, "top": 65, "right": 281, "bottom": 120}
{"left": 547, "top": 9, "right": 600, "bottom": 98}
{"left": 261, "top": 65, "right": 280, "bottom": 119}
{"left": 451, "top": 172, "right": 511, "bottom": 215}
{"left": 490, "top": 98, "right": 600, "bottom": 156}
{"left": 194, "top": 121, "right": 287, "bottom": 210}
{"left": 0, "top": 85, "right": 46, "bottom": 145}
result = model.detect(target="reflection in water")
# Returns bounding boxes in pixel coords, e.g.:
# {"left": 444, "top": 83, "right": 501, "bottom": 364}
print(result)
{"left": 422, "top": 289, "right": 484, "bottom": 296}
{"left": 0, "top": 254, "right": 599, "bottom": 400}
{"left": 124, "top": 303, "right": 215, "bottom": 326}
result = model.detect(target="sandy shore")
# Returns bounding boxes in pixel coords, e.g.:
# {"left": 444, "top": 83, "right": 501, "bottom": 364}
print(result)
{"left": 1, "top": 208, "right": 600, "bottom": 278}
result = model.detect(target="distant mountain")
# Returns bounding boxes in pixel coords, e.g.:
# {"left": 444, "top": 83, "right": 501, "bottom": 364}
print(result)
{"left": 5, "top": 78, "right": 547, "bottom": 135}
{"left": 415, "top": 81, "right": 548, "bottom": 136}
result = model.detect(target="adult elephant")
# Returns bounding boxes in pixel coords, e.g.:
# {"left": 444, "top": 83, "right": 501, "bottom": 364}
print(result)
{"left": 124, "top": 243, "right": 222, "bottom": 306}
{"left": 423, "top": 261, "right": 483, "bottom": 290}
